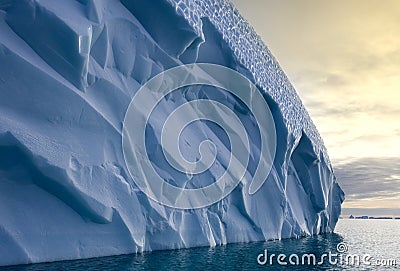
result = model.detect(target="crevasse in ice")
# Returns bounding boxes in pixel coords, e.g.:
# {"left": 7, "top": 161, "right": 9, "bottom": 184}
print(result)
{"left": 0, "top": 0, "right": 344, "bottom": 266}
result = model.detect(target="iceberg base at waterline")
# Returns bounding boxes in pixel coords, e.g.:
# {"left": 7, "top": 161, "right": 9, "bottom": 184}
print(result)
{"left": 0, "top": 0, "right": 344, "bottom": 266}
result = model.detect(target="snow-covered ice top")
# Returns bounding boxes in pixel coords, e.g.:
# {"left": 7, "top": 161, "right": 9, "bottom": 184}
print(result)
{"left": 167, "top": 0, "right": 327, "bottom": 162}
{"left": 0, "top": 0, "right": 344, "bottom": 266}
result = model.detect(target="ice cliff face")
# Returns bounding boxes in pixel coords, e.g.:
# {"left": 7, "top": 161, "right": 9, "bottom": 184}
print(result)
{"left": 0, "top": 0, "right": 344, "bottom": 266}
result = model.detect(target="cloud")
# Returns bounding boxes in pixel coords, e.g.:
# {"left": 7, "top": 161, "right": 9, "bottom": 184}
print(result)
{"left": 334, "top": 157, "right": 400, "bottom": 208}
{"left": 324, "top": 73, "right": 348, "bottom": 87}
{"left": 231, "top": 0, "right": 400, "bottom": 207}
{"left": 307, "top": 102, "right": 400, "bottom": 119}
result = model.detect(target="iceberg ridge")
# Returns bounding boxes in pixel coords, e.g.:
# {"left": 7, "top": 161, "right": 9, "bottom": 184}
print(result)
{"left": 0, "top": 0, "right": 344, "bottom": 266}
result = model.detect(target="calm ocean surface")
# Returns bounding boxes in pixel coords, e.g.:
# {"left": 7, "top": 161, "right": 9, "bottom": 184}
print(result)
{"left": 1, "top": 219, "right": 399, "bottom": 270}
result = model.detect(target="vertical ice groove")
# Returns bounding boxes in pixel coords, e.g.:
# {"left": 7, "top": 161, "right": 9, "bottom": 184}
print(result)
{"left": 0, "top": 0, "right": 344, "bottom": 266}
{"left": 166, "top": 0, "right": 328, "bottom": 163}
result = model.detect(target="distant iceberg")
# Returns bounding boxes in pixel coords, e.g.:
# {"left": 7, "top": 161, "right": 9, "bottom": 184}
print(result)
{"left": 0, "top": 0, "right": 344, "bottom": 266}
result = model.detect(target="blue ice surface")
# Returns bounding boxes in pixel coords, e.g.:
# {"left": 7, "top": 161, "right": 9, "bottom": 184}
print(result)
{"left": 0, "top": 0, "right": 344, "bottom": 266}
{"left": 168, "top": 0, "right": 325, "bottom": 158}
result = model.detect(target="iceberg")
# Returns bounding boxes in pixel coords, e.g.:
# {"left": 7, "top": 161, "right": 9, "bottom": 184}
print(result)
{"left": 0, "top": 0, "right": 344, "bottom": 266}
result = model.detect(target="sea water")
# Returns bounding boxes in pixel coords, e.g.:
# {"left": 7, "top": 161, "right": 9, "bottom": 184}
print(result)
{"left": 1, "top": 219, "right": 398, "bottom": 270}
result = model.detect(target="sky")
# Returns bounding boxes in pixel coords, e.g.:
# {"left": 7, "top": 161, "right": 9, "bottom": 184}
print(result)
{"left": 231, "top": 0, "right": 400, "bottom": 212}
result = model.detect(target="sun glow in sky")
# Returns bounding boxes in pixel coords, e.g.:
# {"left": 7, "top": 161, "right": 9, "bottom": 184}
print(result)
{"left": 232, "top": 0, "right": 400, "bottom": 210}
